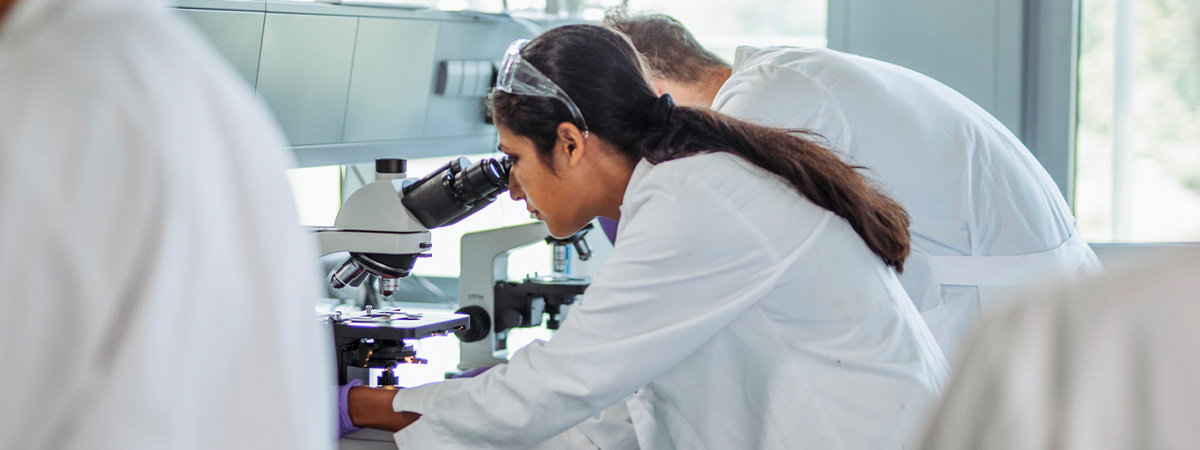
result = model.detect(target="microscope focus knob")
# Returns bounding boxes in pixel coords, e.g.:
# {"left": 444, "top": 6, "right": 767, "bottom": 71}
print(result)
{"left": 497, "top": 309, "right": 524, "bottom": 334}
{"left": 454, "top": 305, "right": 491, "bottom": 342}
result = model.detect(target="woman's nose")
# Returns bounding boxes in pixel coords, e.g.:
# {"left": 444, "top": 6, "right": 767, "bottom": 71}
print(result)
{"left": 508, "top": 177, "right": 524, "bottom": 201}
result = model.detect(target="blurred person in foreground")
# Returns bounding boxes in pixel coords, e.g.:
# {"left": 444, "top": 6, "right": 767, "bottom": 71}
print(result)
{"left": 923, "top": 247, "right": 1200, "bottom": 449}
{"left": 0, "top": 0, "right": 334, "bottom": 448}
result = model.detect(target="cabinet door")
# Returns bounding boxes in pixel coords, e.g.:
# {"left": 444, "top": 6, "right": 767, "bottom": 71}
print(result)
{"left": 256, "top": 13, "right": 358, "bottom": 146}
{"left": 178, "top": 9, "right": 265, "bottom": 88}
{"left": 424, "top": 21, "right": 526, "bottom": 138}
{"left": 343, "top": 18, "right": 439, "bottom": 143}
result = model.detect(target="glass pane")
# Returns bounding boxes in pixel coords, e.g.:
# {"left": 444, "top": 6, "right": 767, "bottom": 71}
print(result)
{"left": 276, "top": 0, "right": 506, "bottom": 13}
{"left": 626, "top": 0, "right": 827, "bottom": 62}
{"left": 286, "top": 165, "right": 342, "bottom": 227}
{"left": 1076, "top": 0, "right": 1200, "bottom": 242}
{"left": 429, "top": 0, "right": 503, "bottom": 12}
{"left": 506, "top": 0, "right": 624, "bottom": 20}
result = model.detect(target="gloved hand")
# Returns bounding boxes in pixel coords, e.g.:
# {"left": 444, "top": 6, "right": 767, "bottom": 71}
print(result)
{"left": 337, "top": 379, "right": 364, "bottom": 439}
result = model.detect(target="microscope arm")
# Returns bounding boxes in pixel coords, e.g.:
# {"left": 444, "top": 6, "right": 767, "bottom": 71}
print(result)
{"left": 456, "top": 221, "right": 553, "bottom": 368}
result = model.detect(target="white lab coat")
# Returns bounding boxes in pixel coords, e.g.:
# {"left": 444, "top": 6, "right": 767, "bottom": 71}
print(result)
{"left": 0, "top": 1, "right": 334, "bottom": 448}
{"left": 921, "top": 248, "right": 1200, "bottom": 449}
{"left": 391, "top": 153, "right": 950, "bottom": 449}
{"left": 712, "top": 47, "right": 1103, "bottom": 360}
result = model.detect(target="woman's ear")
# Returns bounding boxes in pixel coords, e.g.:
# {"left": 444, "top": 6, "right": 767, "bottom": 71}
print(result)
{"left": 555, "top": 122, "right": 588, "bottom": 167}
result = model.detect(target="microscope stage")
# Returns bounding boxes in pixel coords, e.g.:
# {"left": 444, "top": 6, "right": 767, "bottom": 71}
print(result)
{"left": 331, "top": 310, "right": 470, "bottom": 341}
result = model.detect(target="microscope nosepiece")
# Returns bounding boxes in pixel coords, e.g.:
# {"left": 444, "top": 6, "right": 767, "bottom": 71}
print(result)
{"left": 329, "top": 253, "right": 418, "bottom": 294}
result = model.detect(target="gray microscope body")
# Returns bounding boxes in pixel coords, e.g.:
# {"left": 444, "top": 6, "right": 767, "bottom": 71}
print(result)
{"left": 317, "top": 156, "right": 508, "bottom": 386}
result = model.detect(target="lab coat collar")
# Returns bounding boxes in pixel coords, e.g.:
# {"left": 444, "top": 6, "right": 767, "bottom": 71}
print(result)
{"left": 616, "top": 158, "right": 656, "bottom": 224}
{"left": 732, "top": 46, "right": 764, "bottom": 73}
{"left": 624, "top": 159, "right": 655, "bottom": 201}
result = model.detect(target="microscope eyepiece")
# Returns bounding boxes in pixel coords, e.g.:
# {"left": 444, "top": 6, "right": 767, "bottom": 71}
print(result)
{"left": 375, "top": 158, "right": 407, "bottom": 174}
{"left": 401, "top": 156, "right": 510, "bottom": 229}
{"left": 458, "top": 157, "right": 507, "bottom": 198}
{"left": 500, "top": 155, "right": 513, "bottom": 176}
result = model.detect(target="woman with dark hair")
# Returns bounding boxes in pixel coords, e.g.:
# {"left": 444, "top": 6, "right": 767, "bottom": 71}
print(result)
{"left": 343, "top": 24, "right": 949, "bottom": 449}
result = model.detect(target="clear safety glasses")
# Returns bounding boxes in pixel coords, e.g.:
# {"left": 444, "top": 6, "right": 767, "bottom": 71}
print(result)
{"left": 495, "top": 39, "right": 589, "bottom": 137}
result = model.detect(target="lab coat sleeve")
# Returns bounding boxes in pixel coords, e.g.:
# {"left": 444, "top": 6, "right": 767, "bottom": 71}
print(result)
{"left": 391, "top": 163, "right": 798, "bottom": 448}
{"left": 714, "top": 64, "right": 853, "bottom": 152}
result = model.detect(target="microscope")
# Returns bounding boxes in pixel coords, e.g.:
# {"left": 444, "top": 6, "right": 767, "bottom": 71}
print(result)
{"left": 317, "top": 156, "right": 509, "bottom": 386}
{"left": 454, "top": 222, "right": 596, "bottom": 370}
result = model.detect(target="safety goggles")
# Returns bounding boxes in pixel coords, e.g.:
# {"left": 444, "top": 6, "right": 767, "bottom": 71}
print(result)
{"left": 495, "top": 39, "right": 589, "bottom": 137}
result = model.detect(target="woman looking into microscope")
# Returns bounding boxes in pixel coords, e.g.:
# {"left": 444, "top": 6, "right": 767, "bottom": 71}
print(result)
{"left": 342, "top": 24, "right": 949, "bottom": 449}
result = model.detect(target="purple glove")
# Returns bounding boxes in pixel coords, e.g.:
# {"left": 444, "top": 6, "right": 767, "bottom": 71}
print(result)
{"left": 338, "top": 379, "right": 364, "bottom": 438}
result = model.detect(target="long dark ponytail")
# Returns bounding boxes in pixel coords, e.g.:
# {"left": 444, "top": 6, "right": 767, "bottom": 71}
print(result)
{"left": 489, "top": 25, "right": 910, "bottom": 272}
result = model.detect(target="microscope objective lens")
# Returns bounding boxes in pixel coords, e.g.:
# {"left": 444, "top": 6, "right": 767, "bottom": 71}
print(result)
{"left": 330, "top": 259, "right": 365, "bottom": 289}
{"left": 380, "top": 277, "right": 400, "bottom": 297}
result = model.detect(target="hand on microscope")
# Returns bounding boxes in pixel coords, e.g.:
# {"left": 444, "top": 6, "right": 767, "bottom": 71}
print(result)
{"left": 338, "top": 381, "right": 422, "bottom": 436}
{"left": 337, "top": 364, "right": 500, "bottom": 437}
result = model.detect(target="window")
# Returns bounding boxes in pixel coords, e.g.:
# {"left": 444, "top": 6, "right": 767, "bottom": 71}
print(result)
{"left": 286, "top": 165, "right": 341, "bottom": 227}
{"left": 273, "top": 0, "right": 621, "bottom": 16}
{"left": 273, "top": 0, "right": 504, "bottom": 13}
{"left": 625, "top": 0, "right": 827, "bottom": 62}
{"left": 506, "top": 0, "right": 625, "bottom": 20}
{"left": 1076, "top": 0, "right": 1200, "bottom": 242}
